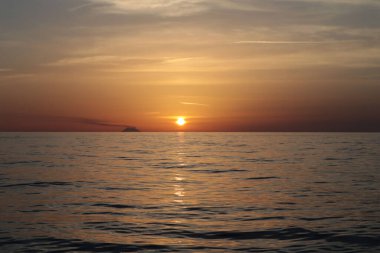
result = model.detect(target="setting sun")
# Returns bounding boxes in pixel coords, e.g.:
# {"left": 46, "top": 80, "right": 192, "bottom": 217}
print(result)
{"left": 176, "top": 117, "right": 186, "bottom": 126}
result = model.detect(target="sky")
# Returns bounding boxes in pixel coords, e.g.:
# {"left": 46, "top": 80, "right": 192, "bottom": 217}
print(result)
{"left": 0, "top": 0, "right": 379, "bottom": 131}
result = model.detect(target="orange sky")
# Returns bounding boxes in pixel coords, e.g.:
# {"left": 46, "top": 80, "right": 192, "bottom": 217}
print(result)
{"left": 0, "top": 0, "right": 379, "bottom": 131}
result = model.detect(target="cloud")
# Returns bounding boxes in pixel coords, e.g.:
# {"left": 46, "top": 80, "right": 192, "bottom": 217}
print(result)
{"left": 45, "top": 55, "right": 207, "bottom": 73}
{"left": 89, "top": 0, "right": 378, "bottom": 13}
{"left": 86, "top": 0, "right": 275, "bottom": 17}
{"left": 1, "top": 0, "right": 379, "bottom": 82}
{"left": 0, "top": 40, "right": 27, "bottom": 48}
{"left": 163, "top": 57, "right": 203, "bottom": 63}
{"left": 87, "top": 0, "right": 210, "bottom": 16}
{"left": 68, "top": 117, "right": 131, "bottom": 128}
{"left": 0, "top": 113, "right": 137, "bottom": 131}
{"left": 295, "top": 0, "right": 380, "bottom": 5}
{"left": 45, "top": 55, "right": 163, "bottom": 67}
{"left": 38, "top": 115, "right": 133, "bottom": 128}
{"left": 181, "top": 102, "right": 209, "bottom": 107}
{"left": 69, "top": 2, "right": 97, "bottom": 12}
{"left": 0, "top": 73, "right": 36, "bottom": 81}
{"left": 0, "top": 68, "right": 12, "bottom": 72}
{"left": 45, "top": 55, "right": 128, "bottom": 66}
{"left": 85, "top": 0, "right": 380, "bottom": 20}
{"left": 63, "top": 117, "right": 140, "bottom": 131}
{"left": 234, "top": 40, "right": 361, "bottom": 44}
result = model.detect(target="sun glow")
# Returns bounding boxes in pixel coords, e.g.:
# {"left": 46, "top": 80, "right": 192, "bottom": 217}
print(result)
{"left": 176, "top": 117, "right": 186, "bottom": 126}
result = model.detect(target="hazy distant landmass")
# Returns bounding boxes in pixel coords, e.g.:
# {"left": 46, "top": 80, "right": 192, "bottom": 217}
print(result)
{"left": 122, "top": 126, "right": 140, "bottom": 132}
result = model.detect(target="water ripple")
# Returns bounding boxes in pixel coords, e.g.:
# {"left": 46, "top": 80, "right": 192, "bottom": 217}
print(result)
{"left": 0, "top": 133, "right": 379, "bottom": 252}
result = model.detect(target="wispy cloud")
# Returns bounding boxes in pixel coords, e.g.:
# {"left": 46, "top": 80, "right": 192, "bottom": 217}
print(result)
{"left": 181, "top": 102, "right": 209, "bottom": 107}
{"left": 0, "top": 68, "right": 12, "bottom": 72}
{"left": 69, "top": 2, "right": 96, "bottom": 12}
{"left": 0, "top": 114, "right": 136, "bottom": 130}
{"left": 45, "top": 55, "right": 162, "bottom": 67}
{"left": 234, "top": 40, "right": 360, "bottom": 44}
{"left": 163, "top": 57, "right": 203, "bottom": 64}
{"left": 86, "top": 0, "right": 269, "bottom": 16}
{"left": 41, "top": 115, "right": 134, "bottom": 128}
{"left": 88, "top": 0, "right": 209, "bottom": 16}
{"left": 0, "top": 73, "right": 36, "bottom": 81}
{"left": 297, "top": 0, "right": 380, "bottom": 5}
{"left": 0, "top": 40, "right": 26, "bottom": 48}
{"left": 86, "top": 0, "right": 380, "bottom": 18}
{"left": 46, "top": 55, "right": 127, "bottom": 66}
{"left": 45, "top": 55, "right": 208, "bottom": 73}
{"left": 69, "top": 117, "right": 132, "bottom": 128}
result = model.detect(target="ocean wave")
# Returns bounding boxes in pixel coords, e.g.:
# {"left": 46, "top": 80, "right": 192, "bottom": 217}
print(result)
{"left": 0, "top": 181, "right": 73, "bottom": 188}
{"left": 1, "top": 133, "right": 379, "bottom": 252}
{"left": 91, "top": 203, "right": 136, "bottom": 209}
{"left": 0, "top": 160, "right": 42, "bottom": 166}
{"left": 0, "top": 236, "right": 175, "bottom": 252}
{"left": 246, "top": 176, "right": 279, "bottom": 180}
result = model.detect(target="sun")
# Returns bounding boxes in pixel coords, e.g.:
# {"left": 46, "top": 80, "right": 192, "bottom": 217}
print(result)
{"left": 176, "top": 117, "right": 186, "bottom": 126}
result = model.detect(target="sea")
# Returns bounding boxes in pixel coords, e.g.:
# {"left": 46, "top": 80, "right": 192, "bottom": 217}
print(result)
{"left": 0, "top": 133, "right": 379, "bottom": 252}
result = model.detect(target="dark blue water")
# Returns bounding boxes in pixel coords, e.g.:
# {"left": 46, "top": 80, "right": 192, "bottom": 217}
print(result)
{"left": 0, "top": 133, "right": 379, "bottom": 252}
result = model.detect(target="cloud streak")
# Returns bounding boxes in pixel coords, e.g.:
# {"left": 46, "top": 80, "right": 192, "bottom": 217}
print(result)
{"left": 0, "top": 68, "right": 12, "bottom": 72}
{"left": 87, "top": 0, "right": 210, "bottom": 16}
{"left": 86, "top": 0, "right": 380, "bottom": 19}
{"left": 234, "top": 40, "right": 361, "bottom": 44}
{"left": 181, "top": 102, "right": 209, "bottom": 107}
{"left": 86, "top": 0, "right": 276, "bottom": 16}
{"left": 45, "top": 55, "right": 164, "bottom": 67}
{"left": 69, "top": 117, "right": 133, "bottom": 128}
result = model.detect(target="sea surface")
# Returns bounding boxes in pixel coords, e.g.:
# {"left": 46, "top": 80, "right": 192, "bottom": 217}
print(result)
{"left": 0, "top": 133, "right": 379, "bottom": 252}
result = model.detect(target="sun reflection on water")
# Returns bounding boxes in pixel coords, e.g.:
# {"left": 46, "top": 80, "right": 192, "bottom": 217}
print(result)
{"left": 173, "top": 133, "right": 186, "bottom": 204}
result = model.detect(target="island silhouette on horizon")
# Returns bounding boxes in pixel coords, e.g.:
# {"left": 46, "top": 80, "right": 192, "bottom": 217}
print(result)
{"left": 122, "top": 126, "right": 140, "bottom": 132}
